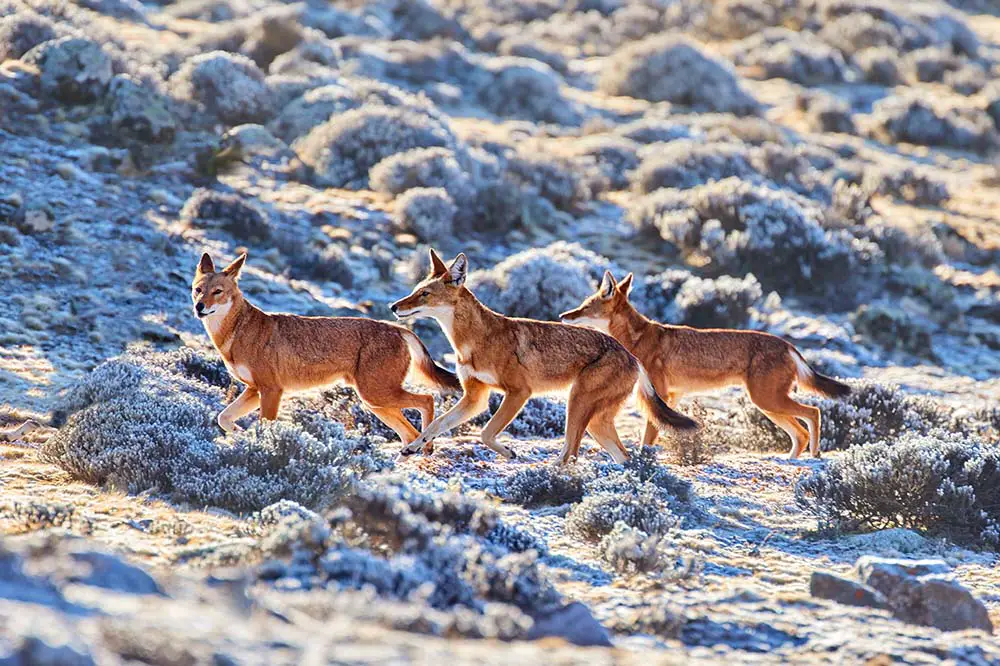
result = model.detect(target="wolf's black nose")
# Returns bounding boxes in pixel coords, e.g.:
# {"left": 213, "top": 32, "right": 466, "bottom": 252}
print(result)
{"left": 196, "top": 302, "right": 205, "bottom": 313}
{"left": 390, "top": 303, "right": 398, "bottom": 313}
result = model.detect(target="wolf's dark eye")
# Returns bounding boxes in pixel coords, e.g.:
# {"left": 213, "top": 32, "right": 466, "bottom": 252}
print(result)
{"left": 212, "top": 289, "right": 223, "bottom": 296}
{"left": 194, "top": 287, "right": 203, "bottom": 294}
{"left": 420, "top": 290, "right": 430, "bottom": 298}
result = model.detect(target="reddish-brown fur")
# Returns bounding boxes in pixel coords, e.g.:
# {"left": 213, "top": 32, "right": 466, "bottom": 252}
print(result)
{"left": 389, "top": 250, "right": 696, "bottom": 463}
{"left": 192, "top": 253, "right": 459, "bottom": 443}
{"left": 561, "top": 272, "right": 850, "bottom": 458}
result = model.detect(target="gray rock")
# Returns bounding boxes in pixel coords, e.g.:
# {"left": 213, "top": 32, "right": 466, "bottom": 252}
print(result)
{"left": 525, "top": 602, "right": 612, "bottom": 647}
{"left": 855, "top": 557, "right": 951, "bottom": 581}
{"left": 809, "top": 571, "right": 889, "bottom": 609}
{"left": 67, "top": 550, "right": 164, "bottom": 596}
{"left": 22, "top": 37, "right": 112, "bottom": 104}
{"left": 106, "top": 75, "right": 176, "bottom": 144}
{"left": 857, "top": 557, "right": 993, "bottom": 633}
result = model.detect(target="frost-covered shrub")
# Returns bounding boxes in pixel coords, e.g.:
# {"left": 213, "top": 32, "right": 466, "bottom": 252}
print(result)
{"left": 851, "top": 303, "right": 936, "bottom": 357}
{"left": 504, "top": 464, "right": 590, "bottom": 507}
{"left": 818, "top": 14, "right": 904, "bottom": 55}
{"left": 476, "top": 57, "right": 581, "bottom": 125}
{"left": 370, "top": 147, "right": 476, "bottom": 204}
{"left": 634, "top": 269, "right": 769, "bottom": 329}
{"left": 296, "top": 107, "right": 455, "bottom": 189}
{"left": 0, "top": 11, "right": 57, "bottom": 61}
{"left": 731, "top": 29, "right": 851, "bottom": 85}
{"left": 468, "top": 242, "right": 612, "bottom": 320}
{"left": 22, "top": 36, "right": 112, "bottom": 104}
{"left": 865, "top": 167, "right": 949, "bottom": 206}
{"left": 632, "top": 141, "right": 755, "bottom": 194}
{"left": 169, "top": 51, "right": 275, "bottom": 125}
{"left": 565, "top": 136, "right": 640, "bottom": 190}
{"left": 566, "top": 485, "right": 679, "bottom": 541}
{"left": 706, "top": 0, "right": 781, "bottom": 39}
{"left": 497, "top": 36, "right": 567, "bottom": 74}
{"left": 904, "top": 46, "right": 960, "bottom": 83}
{"left": 180, "top": 188, "right": 271, "bottom": 241}
{"left": 272, "top": 79, "right": 443, "bottom": 144}
{"left": 395, "top": 187, "right": 456, "bottom": 241}
{"left": 565, "top": 447, "right": 691, "bottom": 540}
{"left": 867, "top": 96, "right": 997, "bottom": 152}
{"left": 599, "top": 35, "right": 759, "bottom": 115}
{"left": 945, "top": 63, "right": 986, "bottom": 96}
{"left": 481, "top": 394, "right": 565, "bottom": 440}
{"left": 257, "top": 475, "right": 557, "bottom": 626}
{"left": 503, "top": 153, "right": 591, "bottom": 210}
{"left": 616, "top": 118, "right": 693, "bottom": 144}
{"left": 629, "top": 178, "right": 881, "bottom": 304}
{"left": 854, "top": 46, "right": 901, "bottom": 86}
{"left": 743, "top": 380, "right": 956, "bottom": 453}
{"left": 798, "top": 93, "right": 855, "bottom": 134}
{"left": 43, "top": 349, "right": 390, "bottom": 513}
{"left": 796, "top": 434, "right": 1000, "bottom": 548}
{"left": 598, "top": 521, "right": 684, "bottom": 575}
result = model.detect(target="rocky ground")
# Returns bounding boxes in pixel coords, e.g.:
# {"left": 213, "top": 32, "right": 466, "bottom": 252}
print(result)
{"left": 3, "top": 0, "right": 1000, "bottom": 662}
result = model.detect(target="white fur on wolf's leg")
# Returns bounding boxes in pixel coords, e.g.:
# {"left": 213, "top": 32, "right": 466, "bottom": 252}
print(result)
{"left": 481, "top": 436, "right": 516, "bottom": 459}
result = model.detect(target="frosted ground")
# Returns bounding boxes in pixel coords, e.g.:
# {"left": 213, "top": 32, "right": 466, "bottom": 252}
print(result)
{"left": 2, "top": 0, "right": 1000, "bottom": 662}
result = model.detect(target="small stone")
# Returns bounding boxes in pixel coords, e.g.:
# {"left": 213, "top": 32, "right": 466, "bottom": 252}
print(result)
{"left": 526, "top": 602, "right": 613, "bottom": 647}
{"left": 18, "top": 203, "right": 55, "bottom": 234}
{"left": 809, "top": 571, "right": 889, "bottom": 609}
{"left": 149, "top": 188, "right": 182, "bottom": 207}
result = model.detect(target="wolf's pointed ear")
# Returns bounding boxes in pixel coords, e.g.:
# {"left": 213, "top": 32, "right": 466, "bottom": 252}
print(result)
{"left": 447, "top": 253, "right": 468, "bottom": 286}
{"left": 599, "top": 270, "right": 617, "bottom": 299}
{"left": 617, "top": 272, "right": 634, "bottom": 298}
{"left": 223, "top": 253, "right": 248, "bottom": 279}
{"left": 429, "top": 248, "right": 448, "bottom": 277}
{"left": 197, "top": 253, "right": 215, "bottom": 276}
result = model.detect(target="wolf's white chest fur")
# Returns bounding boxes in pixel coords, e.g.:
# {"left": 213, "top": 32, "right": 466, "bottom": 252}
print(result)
{"left": 225, "top": 361, "right": 254, "bottom": 385}
{"left": 459, "top": 363, "right": 498, "bottom": 386}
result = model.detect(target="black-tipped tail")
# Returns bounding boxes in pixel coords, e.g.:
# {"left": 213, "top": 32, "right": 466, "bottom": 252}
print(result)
{"left": 811, "top": 372, "right": 851, "bottom": 399}
{"left": 637, "top": 369, "right": 698, "bottom": 431}
{"left": 791, "top": 349, "right": 851, "bottom": 399}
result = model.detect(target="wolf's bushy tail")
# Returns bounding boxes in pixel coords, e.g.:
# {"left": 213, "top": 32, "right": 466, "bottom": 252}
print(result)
{"left": 790, "top": 349, "right": 851, "bottom": 398}
{"left": 636, "top": 367, "right": 698, "bottom": 431}
{"left": 403, "top": 331, "right": 461, "bottom": 391}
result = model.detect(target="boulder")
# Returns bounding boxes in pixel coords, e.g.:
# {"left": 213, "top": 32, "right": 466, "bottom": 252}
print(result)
{"left": 856, "top": 557, "right": 993, "bottom": 633}
{"left": 809, "top": 571, "right": 889, "bottom": 609}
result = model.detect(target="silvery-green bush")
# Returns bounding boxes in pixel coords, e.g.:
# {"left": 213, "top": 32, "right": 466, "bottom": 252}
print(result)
{"left": 599, "top": 34, "right": 759, "bottom": 115}
{"left": 796, "top": 434, "right": 1000, "bottom": 548}
{"left": 44, "top": 349, "right": 390, "bottom": 514}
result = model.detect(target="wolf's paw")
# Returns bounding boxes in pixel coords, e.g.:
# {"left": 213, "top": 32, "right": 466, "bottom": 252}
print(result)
{"left": 400, "top": 439, "right": 425, "bottom": 456}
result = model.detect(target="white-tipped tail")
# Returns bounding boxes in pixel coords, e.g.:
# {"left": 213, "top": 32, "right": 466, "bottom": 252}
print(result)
{"left": 789, "top": 348, "right": 851, "bottom": 398}
{"left": 791, "top": 348, "right": 814, "bottom": 383}
{"left": 635, "top": 366, "right": 698, "bottom": 431}
{"left": 402, "top": 331, "right": 461, "bottom": 391}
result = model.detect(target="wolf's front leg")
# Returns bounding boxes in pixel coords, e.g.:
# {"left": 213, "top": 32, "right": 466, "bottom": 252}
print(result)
{"left": 218, "top": 387, "right": 260, "bottom": 433}
{"left": 401, "top": 380, "right": 490, "bottom": 455}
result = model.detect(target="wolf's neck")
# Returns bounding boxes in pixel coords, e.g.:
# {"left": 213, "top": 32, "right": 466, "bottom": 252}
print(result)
{"left": 204, "top": 296, "right": 255, "bottom": 355}
{"left": 609, "top": 303, "right": 651, "bottom": 352}
{"left": 442, "top": 291, "right": 498, "bottom": 358}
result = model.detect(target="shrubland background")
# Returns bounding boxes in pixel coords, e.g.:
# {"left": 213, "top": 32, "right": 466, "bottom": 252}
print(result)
{"left": 2, "top": 0, "right": 1000, "bottom": 662}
